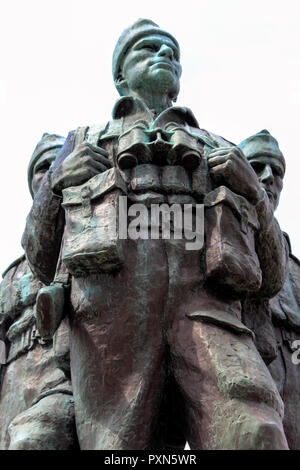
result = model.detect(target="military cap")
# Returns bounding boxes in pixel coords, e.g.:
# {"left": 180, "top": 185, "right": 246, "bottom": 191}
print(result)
{"left": 239, "top": 129, "right": 285, "bottom": 172}
{"left": 28, "top": 133, "right": 65, "bottom": 198}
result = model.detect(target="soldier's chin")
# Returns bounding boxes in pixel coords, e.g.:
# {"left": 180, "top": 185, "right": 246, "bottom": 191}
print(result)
{"left": 151, "top": 68, "right": 178, "bottom": 91}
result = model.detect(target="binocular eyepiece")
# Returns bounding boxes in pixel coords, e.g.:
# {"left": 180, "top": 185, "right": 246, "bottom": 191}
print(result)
{"left": 117, "top": 122, "right": 202, "bottom": 171}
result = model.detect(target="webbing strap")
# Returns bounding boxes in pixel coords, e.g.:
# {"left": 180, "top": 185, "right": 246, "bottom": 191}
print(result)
{"left": 52, "top": 236, "right": 70, "bottom": 286}
{"left": 74, "top": 126, "right": 89, "bottom": 147}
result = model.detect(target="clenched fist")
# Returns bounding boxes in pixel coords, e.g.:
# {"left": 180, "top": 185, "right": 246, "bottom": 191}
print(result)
{"left": 51, "top": 142, "right": 112, "bottom": 194}
{"left": 207, "top": 146, "right": 263, "bottom": 204}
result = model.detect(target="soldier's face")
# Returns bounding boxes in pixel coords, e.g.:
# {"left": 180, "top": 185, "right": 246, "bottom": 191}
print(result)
{"left": 31, "top": 149, "right": 58, "bottom": 195}
{"left": 248, "top": 154, "right": 284, "bottom": 211}
{"left": 121, "top": 34, "right": 182, "bottom": 100}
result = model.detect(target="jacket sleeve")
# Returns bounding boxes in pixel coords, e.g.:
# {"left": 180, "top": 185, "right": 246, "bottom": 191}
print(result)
{"left": 22, "top": 131, "right": 76, "bottom": 285}
{"left": 255, "top": 189, "right": 289, "bottom": 298}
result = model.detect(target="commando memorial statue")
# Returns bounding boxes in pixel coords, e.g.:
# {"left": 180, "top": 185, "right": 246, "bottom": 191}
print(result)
{"left": 1, "top": 18, "right": 299, "bottom": 450}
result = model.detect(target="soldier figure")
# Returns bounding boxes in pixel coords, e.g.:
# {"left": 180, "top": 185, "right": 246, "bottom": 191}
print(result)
{"left": 240, "top": 129, "right": 300, "bottom": 450}
{"left": 0, "top": 134, "right": 77, "bottom": 450}
{"left": 22, "top": 20, "right": 289, "bottom": 449}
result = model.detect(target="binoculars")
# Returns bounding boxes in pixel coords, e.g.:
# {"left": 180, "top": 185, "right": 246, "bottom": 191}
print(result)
{"left": 117, "top": 121, "right": 202, "bottom": 171}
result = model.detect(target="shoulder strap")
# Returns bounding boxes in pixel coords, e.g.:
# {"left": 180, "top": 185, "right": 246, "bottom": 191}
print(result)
{"left": 74, "top": 126, "right": 89, "bottom": 147}
{"left": 86, "top": 123, "right": 109, "bottom": 145}
{"left": 52, "top": 236, "right": 70, "bottom": 287}
{"left": 74, "top": 123, "right": 109, "bottom": 146}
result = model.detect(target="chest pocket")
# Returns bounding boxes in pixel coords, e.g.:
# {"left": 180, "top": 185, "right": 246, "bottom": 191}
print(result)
{"left": 0, "top": 261, "right": 42, "bottom": 320}
{"left": 204, "top": 186, "right": 262, "bottom": 296}
{"left": 62, "top": 168, "right": 127, "bottom": 277}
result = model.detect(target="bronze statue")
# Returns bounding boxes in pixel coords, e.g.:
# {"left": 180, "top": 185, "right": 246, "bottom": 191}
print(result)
{"left": 240, "top": 130, "right": 300, "bottom": 449}
{"left": 20, "top": 20, "right": 290, "bottom": 449}
{"left": 0, "top": 134, "right": 77, "bottom": 450}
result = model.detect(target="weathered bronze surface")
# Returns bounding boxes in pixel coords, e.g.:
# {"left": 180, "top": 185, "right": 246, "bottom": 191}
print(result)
{"left": 1, "top": 19, "right": 299, "bottom": 450}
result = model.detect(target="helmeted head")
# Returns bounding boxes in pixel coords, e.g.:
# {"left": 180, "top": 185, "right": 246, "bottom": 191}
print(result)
{"left": 28, "top": 133, "right": 65, "bottom": 198}
{"left": 112, "top": 19, "right": 182, "bottom": 103}
{"left": 239, "top": 129, "right": 285, "bottom": 211}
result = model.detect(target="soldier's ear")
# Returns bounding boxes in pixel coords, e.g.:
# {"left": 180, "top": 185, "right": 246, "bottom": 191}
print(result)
{"left": 115, "top": 74, "right": 128, "bottom": 96}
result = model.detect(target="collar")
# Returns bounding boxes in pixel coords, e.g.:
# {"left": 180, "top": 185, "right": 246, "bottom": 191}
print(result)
{"left": 112, "top": 95, "right": 200, "bottom": 128}
{"left": 103, "top": 96, "right": 229, "bottom": 151}
{"left": 112, "top": 96, "right": 153, "bottom": 120}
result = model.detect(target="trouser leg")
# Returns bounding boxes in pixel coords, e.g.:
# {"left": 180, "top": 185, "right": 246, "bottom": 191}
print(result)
{"left": 0, "top": 357, "right": 28, "bottom": 450}
{"left": 162, "top": 236, "right": 287, "bottom": 449}
{"left": 168, "top": 316, "right": 288, "bottom": 450}
{"left": 69, "top": 239, "right": 168, "bottom": 450}
{"left": 8, "top": 393, "right": 77, "bottom": 450}
{"left": 268, "top": 328, "right": 300, "bottom": 450}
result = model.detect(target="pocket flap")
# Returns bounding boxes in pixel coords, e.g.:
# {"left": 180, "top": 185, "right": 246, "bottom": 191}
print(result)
{"left": 204, "top": 186, "right": 259, "bottom": 229}
{"left": 62, "top": 168, "right": 127, "bottom": 207}
{"left": 186, "top": 309, "right": 255, "bottom": 339}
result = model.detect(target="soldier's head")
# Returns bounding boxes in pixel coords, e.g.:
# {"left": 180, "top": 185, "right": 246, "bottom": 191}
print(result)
{"left": 239, "top": 130, "right": 285, "bottom": 212}
{"left": 28, "top": 133, "right": 65, "bottom": 197}
{"left": 112, "top": 19, "right": 182, "bottom": 106}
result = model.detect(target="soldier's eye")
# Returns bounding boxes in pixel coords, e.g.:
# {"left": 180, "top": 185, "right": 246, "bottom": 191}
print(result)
{"left": 35, "top": 163, "right": 50, "bottom": 174}
{"left": 250, "top": 162, "right": 264, "bottom": 174}
{"left": 143, "top": 44, "right": 158, "bottom": 51}
{"left": 272, "top": 167, "right": 283, "bottom": 178}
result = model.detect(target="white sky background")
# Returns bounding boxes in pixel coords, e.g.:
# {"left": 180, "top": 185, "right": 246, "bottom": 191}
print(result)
{"left": 0, "top": 0, "right": 299, "bottom": 276}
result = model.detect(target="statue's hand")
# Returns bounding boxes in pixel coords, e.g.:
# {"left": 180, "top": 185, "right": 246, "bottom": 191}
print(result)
{"left": 207, "top": 146, "right": 262, "bottom": 203}
{"left": 51, "top": 142, "right": 112, "bottom": 193}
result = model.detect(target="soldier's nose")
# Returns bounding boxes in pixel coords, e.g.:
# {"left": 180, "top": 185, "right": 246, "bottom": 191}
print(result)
{"left": 260, "top": 164, "right": 274, "bottom": 185}
{"left": 157, "top": 44, "right": 174, "bottom": 60}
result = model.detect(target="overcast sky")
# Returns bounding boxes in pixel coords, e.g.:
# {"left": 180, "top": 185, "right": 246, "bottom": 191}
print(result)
{"left": 0, "top": 0, "right": 299, "bottom": 276}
